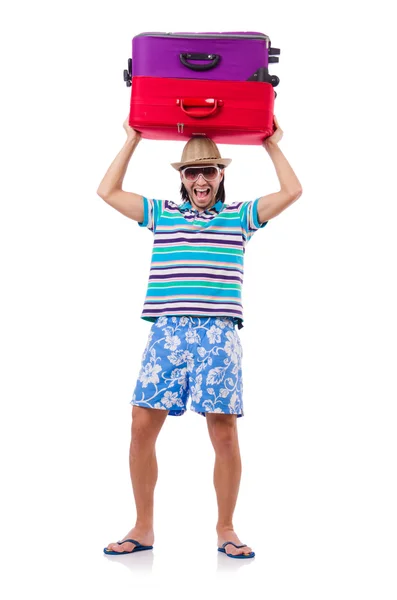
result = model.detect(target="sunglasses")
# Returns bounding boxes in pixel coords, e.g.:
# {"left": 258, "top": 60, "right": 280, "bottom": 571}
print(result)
{"left": 181, "top": 165, "right": 222, "bottom": 182}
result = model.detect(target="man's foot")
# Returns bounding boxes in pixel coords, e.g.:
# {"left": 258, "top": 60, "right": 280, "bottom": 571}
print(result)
{"left": 217, "top": 527, "right": 254, "bottom": 557}
{"left": 105, "top": 526, "right": 154, "bottom": 554}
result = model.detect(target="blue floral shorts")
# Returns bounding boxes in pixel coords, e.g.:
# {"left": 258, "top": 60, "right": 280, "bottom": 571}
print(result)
{"left": 131, "top": 316, "right": 244, "bottom": 417}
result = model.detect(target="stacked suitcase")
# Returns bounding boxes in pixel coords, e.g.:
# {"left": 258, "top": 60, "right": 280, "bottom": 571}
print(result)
{"left": 124, "top": 31, "right": 280, "bottom": 145}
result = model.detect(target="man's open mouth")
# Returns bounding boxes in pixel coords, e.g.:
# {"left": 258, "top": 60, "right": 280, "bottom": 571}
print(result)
{"left": 194, "top": 187, "right": 211, "bottom": 199}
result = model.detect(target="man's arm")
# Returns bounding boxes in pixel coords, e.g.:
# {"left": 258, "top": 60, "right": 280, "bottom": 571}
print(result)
{"left": 96, "top": 119, "right": 145, "bottom": 222}
{"left": 257, "top": 117, "right": 303, "bottom": 223}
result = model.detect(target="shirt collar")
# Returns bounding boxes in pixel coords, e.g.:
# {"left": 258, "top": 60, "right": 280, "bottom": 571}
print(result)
{"left": 179, "top": 199, "right": 224, "bottom": 215}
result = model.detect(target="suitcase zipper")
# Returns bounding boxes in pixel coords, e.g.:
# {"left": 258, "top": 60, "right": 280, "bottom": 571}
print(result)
{"left": 139, "top": 123, "right": 270, "bottom": 134}
{"left": 137, "top": 32, "right": 270, "bottom": 43}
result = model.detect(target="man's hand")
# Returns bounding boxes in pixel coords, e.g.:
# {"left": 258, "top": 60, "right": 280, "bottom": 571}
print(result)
{"left": 262, "top": 115, "right": 283, "bottom": 150}
{"left": 123, "top": 116, "right": 142, "bottom": 143}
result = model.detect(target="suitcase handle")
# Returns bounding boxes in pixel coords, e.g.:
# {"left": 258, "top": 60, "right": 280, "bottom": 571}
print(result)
{"left": 177, "top": 98, "right": 223, "bottom": 118}
{"left": 179, "top": 53, "right": 220, "bottom": 71}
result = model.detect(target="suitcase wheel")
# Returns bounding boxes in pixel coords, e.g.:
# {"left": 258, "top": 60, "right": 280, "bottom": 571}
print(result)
{"left": 270, "top": 75, "right": 280, "bottom": 87}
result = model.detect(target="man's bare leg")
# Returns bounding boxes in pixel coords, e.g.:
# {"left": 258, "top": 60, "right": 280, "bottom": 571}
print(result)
{"left": 105, "top": 406, "right": 168, "bottom": 553}
{"left": 206, "top": 413, "right": 253, "bottom": 557}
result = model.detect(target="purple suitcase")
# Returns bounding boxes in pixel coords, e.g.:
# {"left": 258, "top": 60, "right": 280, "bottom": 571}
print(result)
{"left": 123, "top": 31, "right": 280, "bottom": 87}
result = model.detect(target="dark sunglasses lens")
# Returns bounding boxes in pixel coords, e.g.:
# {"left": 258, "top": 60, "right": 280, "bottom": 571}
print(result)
{"left": 202, "top": 167, "right": 218, "bottom": 180}
{"left": 184, "top": 168, "right": 197, "bottom": 181}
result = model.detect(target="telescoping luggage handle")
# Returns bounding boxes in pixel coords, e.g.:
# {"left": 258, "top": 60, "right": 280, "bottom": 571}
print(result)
{"left": 176, "top": 97, "right": 224, "bottom": 118}
{"left": 124, "top": 58, "right": 132, "bottom": 86}
{"left": 269, "top": 46, "right": 280, "bottom": 62}
{"left": 179, "top": 53, "right": 220, "bottom": 71}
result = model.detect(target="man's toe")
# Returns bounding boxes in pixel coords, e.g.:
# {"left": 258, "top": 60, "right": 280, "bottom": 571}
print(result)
{"left": 107, "top": 543, "right": 118, "bottom": 552}
{"left": 226, "top": 543, "right": 252, "bottom": 556}
{"left": 116, "top": 540, "right": 136, "bottom": 552}
{"left": 107, "top": 542, "right": 122, "bottom": 553}
{"left": 224, "top": 543, "right": 243, "bottom": 555}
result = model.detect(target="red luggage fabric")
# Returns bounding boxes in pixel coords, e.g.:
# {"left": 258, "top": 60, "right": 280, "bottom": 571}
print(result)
{"left": 128, "top": 76, "right": 275, "bottom": 145}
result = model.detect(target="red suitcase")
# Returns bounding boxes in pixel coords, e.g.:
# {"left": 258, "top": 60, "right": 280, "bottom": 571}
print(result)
{"left": 128, "top": 76, "right": 275, "bottom": 145}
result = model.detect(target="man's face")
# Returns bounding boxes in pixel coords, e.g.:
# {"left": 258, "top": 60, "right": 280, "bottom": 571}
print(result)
{"left": 180, "top": 165, "right": 224, "bottom": 212}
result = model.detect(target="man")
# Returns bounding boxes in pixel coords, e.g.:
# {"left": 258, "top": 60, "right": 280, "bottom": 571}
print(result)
{"left": 97, "top": 117, "right": 302, "bottom": 558}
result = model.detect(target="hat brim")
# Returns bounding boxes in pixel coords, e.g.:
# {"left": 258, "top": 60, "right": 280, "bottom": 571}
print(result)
{"left": 171, "top": 158, "right": 232, "bottom": 171}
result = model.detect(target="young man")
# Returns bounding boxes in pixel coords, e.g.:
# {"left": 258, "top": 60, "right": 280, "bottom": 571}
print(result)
{"left": 97, "top": 117, "right": 302, "bottom": 559}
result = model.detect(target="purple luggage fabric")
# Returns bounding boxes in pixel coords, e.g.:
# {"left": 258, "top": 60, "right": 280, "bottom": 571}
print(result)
{"left": 131, "top": 32, "right": 273, "bottom": 81}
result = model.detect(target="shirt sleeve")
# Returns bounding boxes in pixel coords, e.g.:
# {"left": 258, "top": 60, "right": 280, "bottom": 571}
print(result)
{"left": 137, "top": 197, "right": 164, "bottom": 233}
{"left": 240, "top": 198, "right": 268, "bottom": 243}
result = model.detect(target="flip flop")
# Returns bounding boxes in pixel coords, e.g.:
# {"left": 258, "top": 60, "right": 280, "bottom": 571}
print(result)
{"left": 218, "top": 541, "right": 255, "bottom": 559}
{"left": 103, "top": 538, "right": 153, "bottom": 555}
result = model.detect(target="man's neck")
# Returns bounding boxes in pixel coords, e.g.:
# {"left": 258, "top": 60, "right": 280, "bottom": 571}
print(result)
{"left": 188, "top": 197, "right": 216, "bottom": 212}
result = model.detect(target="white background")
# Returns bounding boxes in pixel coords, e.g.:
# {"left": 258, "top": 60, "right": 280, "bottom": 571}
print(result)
{"left": 1, "top": 1, "right": 396, "bottom": 598}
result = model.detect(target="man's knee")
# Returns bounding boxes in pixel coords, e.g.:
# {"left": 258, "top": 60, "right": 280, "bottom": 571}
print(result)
{"left": 131, "top": 406, "right": 167, "bottom": 448}
{"left": 206, "top": 414, "right": 238, "bottom": 451}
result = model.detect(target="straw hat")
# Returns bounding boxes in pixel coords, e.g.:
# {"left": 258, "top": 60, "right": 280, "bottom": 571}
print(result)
{"left": 171, "top": 137, "right": 232, "bottom": 170}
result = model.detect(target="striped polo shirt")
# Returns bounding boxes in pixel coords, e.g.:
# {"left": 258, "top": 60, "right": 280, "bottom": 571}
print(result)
{"left": 137, "top": 196, "right": 267, "bottom": 329}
